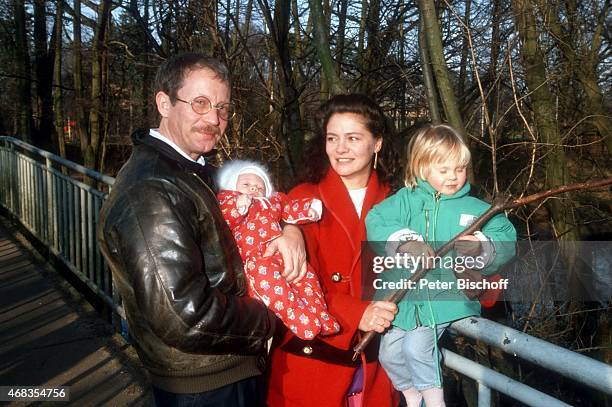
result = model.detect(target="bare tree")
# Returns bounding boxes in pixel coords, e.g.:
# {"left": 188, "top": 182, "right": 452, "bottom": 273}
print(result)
{"left": 537, "top": 0, "right": 612, "bottom": 156}
{"left": 13, "top": 0, "right": 32, "bottom": 142}
{"left": 33, "top": 0, "right": 54, "bottom": 147}
{"left": 513, "top": 0, "right": 580, "bottom": 244}
{"left": 309, "top": 0, "right": 345, "bottom": 95}
{"left": 85, "top": 0, "right": 112, "bottom": 171}
{"left": 73, "top": 0, "right": 87, "bottom": 156}
{"left": 53, "top": 0, "right": 65, "bottom": 159}
{"left": 418, "top": 0, "right": 465, "bottom": 134}
{"left": 257, "top": 0, "right": 303, "bottom": 174}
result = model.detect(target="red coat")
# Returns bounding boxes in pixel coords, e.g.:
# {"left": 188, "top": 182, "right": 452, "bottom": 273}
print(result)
{"left": 266, "top": 169, "right": 398, "bottom": 407}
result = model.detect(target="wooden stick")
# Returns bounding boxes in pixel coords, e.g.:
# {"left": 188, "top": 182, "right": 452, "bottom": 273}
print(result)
{"left": 352, "top": 177, "right": 612, "bottom": 359}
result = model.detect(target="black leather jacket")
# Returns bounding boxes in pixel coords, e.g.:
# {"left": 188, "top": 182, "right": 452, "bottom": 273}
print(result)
{"left": 97, "top": 129, "right": 274, "bottom": 393}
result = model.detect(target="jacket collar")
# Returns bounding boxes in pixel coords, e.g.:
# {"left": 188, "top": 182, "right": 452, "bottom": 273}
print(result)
{"left": 131, "top": 129, "right": 217, "bottom": 189}
{"left": 415, "top": 178, "right": 471, "bottom": 200}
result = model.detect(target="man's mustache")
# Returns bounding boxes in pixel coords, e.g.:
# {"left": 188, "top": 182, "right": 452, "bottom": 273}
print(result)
{"left": 193, "top": 125, "right": 221, "bottom": 136}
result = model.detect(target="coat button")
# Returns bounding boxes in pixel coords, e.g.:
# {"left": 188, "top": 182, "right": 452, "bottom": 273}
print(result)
{"left": 302, "top": 346, "right": 313, "bottom": 355}
{"left": 331, "top": 272, "right": 342, "bottom": 282}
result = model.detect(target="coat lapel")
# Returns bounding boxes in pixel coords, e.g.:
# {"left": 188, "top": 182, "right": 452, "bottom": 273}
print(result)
{"left": 318, "top": 170, "right": 389, "bottom": 295}
{"left": 318, "top": 170, "right": 361, "bottom": 252}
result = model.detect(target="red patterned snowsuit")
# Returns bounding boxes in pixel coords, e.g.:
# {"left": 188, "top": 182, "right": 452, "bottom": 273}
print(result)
{"left": 218, "top": 190, "right": 340, "bottom": 340}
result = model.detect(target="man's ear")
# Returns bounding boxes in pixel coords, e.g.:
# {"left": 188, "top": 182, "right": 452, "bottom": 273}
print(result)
{"left": 155, "top": 91, "right": 171, "bottom": 117}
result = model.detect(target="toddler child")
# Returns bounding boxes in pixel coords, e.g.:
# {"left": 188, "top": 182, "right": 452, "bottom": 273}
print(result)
{"left": 366, "top": 124, "right": 516, "bottom": 407}
{"left": 217, "top": 160, "right": 340, "bottom": 340}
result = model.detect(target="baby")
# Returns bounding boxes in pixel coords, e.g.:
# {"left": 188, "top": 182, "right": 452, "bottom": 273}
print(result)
{"left": 217, "top": 160, "right": 339, "bottom": 340}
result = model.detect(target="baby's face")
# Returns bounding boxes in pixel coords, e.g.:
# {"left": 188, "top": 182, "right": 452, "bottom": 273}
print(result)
{"left": 236, "top": 173, "right": 266, "bottom": 197}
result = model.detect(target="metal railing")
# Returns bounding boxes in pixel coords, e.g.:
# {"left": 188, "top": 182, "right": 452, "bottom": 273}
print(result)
{"left": 447, "top": 317, "right": 612, "bottom": 406}
{"left": 0, "top": 136, "right": 610, "bottom": 406}
{"left": 0, "top": 136, "right": 122, "bottom": 318}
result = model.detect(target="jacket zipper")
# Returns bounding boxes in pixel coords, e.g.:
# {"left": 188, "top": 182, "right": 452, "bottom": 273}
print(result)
{"left": 417, "top": 191, "right": 441, "bottom": 328}
{"left": 432, "top": 191, "right": 441, "bottom": 243}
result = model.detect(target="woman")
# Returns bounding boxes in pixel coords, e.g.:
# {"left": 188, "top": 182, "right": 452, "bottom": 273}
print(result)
{"left": 266, "top": 94, "right": 400, "bottom": 407}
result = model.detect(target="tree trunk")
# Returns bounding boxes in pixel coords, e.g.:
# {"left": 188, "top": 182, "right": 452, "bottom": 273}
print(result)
{"left": 257, "top": 0, "right": 302, "bottom": 174}
{"left": 335, "top": 0, "right": 349, "bottom": 78}
{"left": 457, "top": 0, "right": 472, "bottom": 101}
{"left": 487, "top": 0, "right": 502, "bottom": 126}
{"left": 199, "top": 0, "right": 226, "bottom": 59}
{"left": 73, "top": 0, "right": 87, "bottom": 158}
{"left": 578, "top": 72, "right": 612, "bottom": 156}
{"left": 53, "top": 0, "right": 65, "bottom": 159}
{"left": 419, "top": 15, "right": 440, "bottom": 123}
{"left": 13, "top": 0, "right": 32, "bottom": 142}
{"left": 538, "top": 0, "right": 612, "bottom": 156}
{"left": 87, "top": 0, "right": 112, "bottom": 172}
{"left": 356, "top": 0, "right": 368, "bottom": 86}
{"left": 33, "top": 0, "right": 54, "bottom": 148}
{"left": 513, "top": 0, "right": 580, "bottom": 242}
{"left": 360, "top": 0, "right": 381, "bottom": 93}
{"left": 140, "top": 0, "right": 151, "bottom": 125}
{"left": 244, "top": 0, "right": 253, "bottom": 36}
{"left": 309, "top": 0, "right": 345, "bottom": 95}
{"left": 418, "top": 0, "right": 465, "bottom": 134}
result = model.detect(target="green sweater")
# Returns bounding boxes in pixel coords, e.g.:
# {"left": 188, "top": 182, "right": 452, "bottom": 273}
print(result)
{"left": 366, "top": 179, "right": 516, "bottom": 330}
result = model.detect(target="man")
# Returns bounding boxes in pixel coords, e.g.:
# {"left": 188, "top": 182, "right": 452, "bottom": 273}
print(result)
{"left": 97, "top": 53, "right": 305, "bottom": 406}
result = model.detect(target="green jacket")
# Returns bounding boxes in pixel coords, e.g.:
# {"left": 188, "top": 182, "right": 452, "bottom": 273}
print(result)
{"left": 366, "top": 179, "right": 516, "bottom": 330}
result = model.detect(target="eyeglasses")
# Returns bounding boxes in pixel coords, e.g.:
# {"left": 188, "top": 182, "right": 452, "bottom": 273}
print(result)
{"left": 175, "top": 95, "right": 235, "bottom": 120}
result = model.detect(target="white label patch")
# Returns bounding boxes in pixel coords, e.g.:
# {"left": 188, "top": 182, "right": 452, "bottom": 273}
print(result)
{"left": 459, "top": 214, "right": 477, "bottom": 227}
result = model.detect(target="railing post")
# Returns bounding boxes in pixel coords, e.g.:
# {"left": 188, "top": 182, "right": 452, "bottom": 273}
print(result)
{"left": 45, "top": 158, "right": 54, "bottom": 247}
{"left": 478, "top": 382, "right": 491, "bottom": 407}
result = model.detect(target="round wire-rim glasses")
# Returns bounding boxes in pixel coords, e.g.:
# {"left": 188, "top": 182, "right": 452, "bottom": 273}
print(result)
{"left": 175, "top": 95, "right": 236, "bottom": 120}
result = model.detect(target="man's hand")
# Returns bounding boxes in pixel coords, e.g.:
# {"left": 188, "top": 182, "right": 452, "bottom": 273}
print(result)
{"left": 358, "top": 301, "right": 398, "bottom": 333}
{"left": 454, "top": 235, "right": 482, "bottom": 257}
{"left": 397, "top": 241, "right": 436, "bottom": 269}
{"left": 264, "top": 224, "right": 307, "bottom": 283}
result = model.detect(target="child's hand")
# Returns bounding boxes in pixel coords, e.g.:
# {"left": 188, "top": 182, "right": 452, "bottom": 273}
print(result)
{"left": 455, "top": 235, "right": 482, "bottom": 257}
{"left": 397, "top": 241, "right": 435, "bottom": 269}
{"left": 236, "top": 193, "right": 252, "bottom": 212}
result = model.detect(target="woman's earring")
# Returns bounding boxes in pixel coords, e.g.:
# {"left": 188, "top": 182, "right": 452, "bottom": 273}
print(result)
{"left": 373, "top": 151, "right": 378, "bottom": 170}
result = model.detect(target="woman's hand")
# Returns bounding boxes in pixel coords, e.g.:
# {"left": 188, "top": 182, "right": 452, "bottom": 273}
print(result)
{"left": 358, "top": 301, "right": 398, "bottom": 333}
{"left": 264, "top": 224, "right": 307, "bottom": 283}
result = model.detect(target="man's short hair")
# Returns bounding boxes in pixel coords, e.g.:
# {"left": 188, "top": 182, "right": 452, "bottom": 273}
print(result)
{"left": 154, "top": 53, "right": 230, "bottom": 104}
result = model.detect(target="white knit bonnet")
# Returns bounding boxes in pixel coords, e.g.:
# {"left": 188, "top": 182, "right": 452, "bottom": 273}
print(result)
{"left": 216, "top": 159, "right": 274, "bottom": 197}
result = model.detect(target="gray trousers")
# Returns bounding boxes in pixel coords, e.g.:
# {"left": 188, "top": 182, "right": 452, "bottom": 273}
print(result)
{"left": 378, "top": 323, "right": 449, "bottom": 391}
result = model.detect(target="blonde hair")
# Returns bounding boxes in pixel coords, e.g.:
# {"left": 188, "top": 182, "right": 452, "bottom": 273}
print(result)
{"left": 404, "top": 124, "right": 471, "bottom": 187}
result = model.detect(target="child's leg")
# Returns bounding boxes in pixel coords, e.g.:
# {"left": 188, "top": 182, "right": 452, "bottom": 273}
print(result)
{"left": 379, "top": 326, "right": 422, "bottom": 406}
{"left": 401, "top": 324, "right": 449, "bottom": 406}
{"left": 245, "top": 255, "right": 323, "bottom": 340}
{"left": 421, "top": 387, "right": 445, "bottom": 407}
{"left": 401, "top": 387, "right": 423, "bottom": 407}
{"left": 291, "top": 265, "right": 340, "bottom": 334}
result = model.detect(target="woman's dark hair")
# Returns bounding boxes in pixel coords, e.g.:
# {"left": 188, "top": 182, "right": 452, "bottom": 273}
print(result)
{"left": 299, "top": 93, "right": 394, "bottom": 185}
